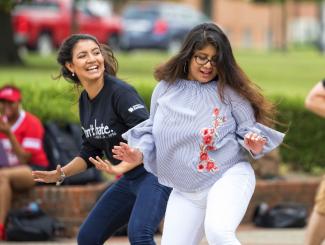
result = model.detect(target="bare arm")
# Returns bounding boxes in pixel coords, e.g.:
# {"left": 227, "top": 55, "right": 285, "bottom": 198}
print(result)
{"left": 32, "top": 156, "right": 87, "bottom": 184}
{"left": 305, "top": 81, "right": 325, "bottom": 118}
{"left": 61, "top": 156, "right": 88, "bottom": 177}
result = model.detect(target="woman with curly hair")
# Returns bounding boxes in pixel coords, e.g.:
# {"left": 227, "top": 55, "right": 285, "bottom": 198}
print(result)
{"left": 32, "top": 34, "right": 171, "bottom": 245}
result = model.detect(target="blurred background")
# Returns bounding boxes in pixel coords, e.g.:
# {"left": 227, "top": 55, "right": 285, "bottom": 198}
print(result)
{"left": 1, "top": 0, "right": 325, "bottom": 58}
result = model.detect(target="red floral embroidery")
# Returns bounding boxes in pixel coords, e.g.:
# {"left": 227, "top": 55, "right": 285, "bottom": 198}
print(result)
{"left": 200, "top": 152, "right": 208, "bottom": 161}
{"left": 213, "top": 108, "right": 219, "bottom": 116}
{"left": 203, "top": 135, "right": 213, "bottom": 145}
{"left": 197, "top": 107, "right": 226, "bottom": 173}
{"left": 197, "top": 163, "right": 205, "bottom": 172}
{"left": 207, "top": 145, "right": 216, "bottom": 151}
{"left": 206, "top": 160, "right": 218, "bottom": 172}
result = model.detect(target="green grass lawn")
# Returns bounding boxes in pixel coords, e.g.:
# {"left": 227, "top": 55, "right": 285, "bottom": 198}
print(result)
{"left": 0, "top": 48, "right": 324, "bottom": 98}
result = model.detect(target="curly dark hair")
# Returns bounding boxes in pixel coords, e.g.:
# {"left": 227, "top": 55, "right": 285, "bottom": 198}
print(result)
{"left": 56, "top": 34, "right": 118, "bottom": 84}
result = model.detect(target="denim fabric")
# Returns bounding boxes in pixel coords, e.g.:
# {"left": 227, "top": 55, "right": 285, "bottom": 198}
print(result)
{"left": 77, "top": 172, "right": 171, "bottom": 245}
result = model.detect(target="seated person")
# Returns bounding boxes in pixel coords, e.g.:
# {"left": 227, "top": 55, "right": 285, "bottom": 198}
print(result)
{"left": 0, "top": 85, "right": 49, "bottom": 240}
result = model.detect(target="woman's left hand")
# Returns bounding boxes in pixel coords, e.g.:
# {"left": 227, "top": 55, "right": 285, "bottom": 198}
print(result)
{"left": 89, "top": 156, "right": 124, "bottom": 176}
{"left": 244, "top": 132, "right": 266, "bottom": 155}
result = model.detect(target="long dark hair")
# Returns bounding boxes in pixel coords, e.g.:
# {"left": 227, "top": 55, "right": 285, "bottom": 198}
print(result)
{"left": 154, "top": 23, "right": 276, "bottom": 126}
{"left": 56, "top": 34, "right": 118, "bottom": 85}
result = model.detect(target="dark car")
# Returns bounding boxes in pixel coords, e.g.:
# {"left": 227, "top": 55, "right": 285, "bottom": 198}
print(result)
{"left": 119, "top": 2, "right": 210, "bottom": 52}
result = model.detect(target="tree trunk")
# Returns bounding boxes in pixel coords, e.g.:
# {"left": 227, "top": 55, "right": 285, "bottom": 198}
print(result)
{"left": 319, "top": 0, "right": 325, "bottom": 54}
{"left": 0, "top": 8, "right": 22, "bottom": 65}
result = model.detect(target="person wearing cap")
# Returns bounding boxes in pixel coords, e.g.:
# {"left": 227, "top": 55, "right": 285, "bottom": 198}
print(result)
{"left": 0, "top": 85, "right": 49, "bottom": 240}
{"left": 304, "top": 79, "right": 325, "bottom": 245}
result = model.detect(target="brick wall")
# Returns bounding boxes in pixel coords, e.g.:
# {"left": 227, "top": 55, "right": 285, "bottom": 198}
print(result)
{"left": 182, "top": 0, "right": 318, "bottom": 49}
{"left": 12, "top": 182, "right": 110, "bottom": 237}
{"left": 12, "top": 178, "right": 321, "bottom": 237}
{"left": 244, "top": 178, "right": 320, "bottom": 223}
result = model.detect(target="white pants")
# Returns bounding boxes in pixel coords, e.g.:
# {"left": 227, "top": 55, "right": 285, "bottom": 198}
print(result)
{"left": 161, "top": 162, "right": 256, "bottom": 245}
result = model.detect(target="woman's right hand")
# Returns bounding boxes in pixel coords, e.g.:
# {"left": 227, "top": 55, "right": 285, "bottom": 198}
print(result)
{"left": 32, "top": 165, "right": 63, "bottom": 183}
{"left": 112, "top": 142, "right": 143, "bottom": 164}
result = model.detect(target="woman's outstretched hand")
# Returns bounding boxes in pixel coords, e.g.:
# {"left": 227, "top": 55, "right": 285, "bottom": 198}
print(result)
{"left": 244, "top": 132, "right": 267, "bottom": 155}
{"left": 32, "top": 164, "right": 62, "bottom": 183}
{"left": 112, "top": 142, "right": 143, "bottom": 164}
{"left": 89, "top": 156, "right": 125, "bottom": 176}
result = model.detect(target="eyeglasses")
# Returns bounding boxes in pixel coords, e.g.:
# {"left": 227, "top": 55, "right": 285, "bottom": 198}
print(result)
{"left": 194, "top": 55, "right": 218, "bottom": 67}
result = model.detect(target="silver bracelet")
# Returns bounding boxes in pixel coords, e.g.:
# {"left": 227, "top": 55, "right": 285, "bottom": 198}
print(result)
{"left": 56, "top": 169, "right": 66, "bottom": 186}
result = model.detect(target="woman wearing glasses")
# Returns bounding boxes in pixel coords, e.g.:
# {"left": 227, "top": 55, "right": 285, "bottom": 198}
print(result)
{"left": 112, "top": 23, "right": 285, "bottom": 244}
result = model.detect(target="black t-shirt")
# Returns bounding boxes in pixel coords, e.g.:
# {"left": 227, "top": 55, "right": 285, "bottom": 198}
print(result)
{"left": 78, "top": 74, "right": 149, "bottom": 178}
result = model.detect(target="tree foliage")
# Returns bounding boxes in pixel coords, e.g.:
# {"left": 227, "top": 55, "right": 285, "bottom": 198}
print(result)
{"left": 0, "top": 0, "right": 17, "bottom": 13}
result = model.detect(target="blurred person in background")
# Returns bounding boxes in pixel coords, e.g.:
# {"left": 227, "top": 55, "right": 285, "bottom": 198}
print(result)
{"left": 304, "top": 79, "right": 325, "bottom": 245}
{"left": 113, "top": 23, "right": 285, "bottom": 245}
{"left": 32, "top": 34, "right": 171, "bottom": 245}
{"left": 0, "top": 85, "right": 49, "bottom": 240}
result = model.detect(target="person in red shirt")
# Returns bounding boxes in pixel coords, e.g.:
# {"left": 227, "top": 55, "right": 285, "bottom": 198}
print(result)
{"left": 0, "top": 85, "right": 49, "bottom": 240}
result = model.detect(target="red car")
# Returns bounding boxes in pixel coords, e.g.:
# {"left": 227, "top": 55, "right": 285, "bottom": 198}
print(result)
{"left": 12, "top": 0, "right": 122, "bottom": 55}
